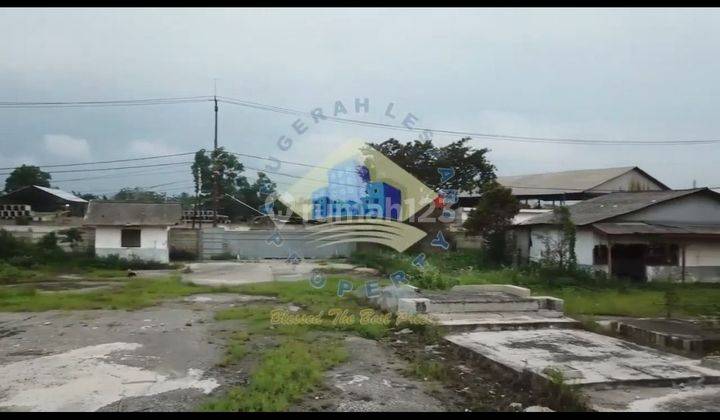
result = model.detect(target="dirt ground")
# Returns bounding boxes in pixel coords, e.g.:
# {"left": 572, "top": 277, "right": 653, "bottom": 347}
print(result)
{"left": 0, "top": 293, "right": 271, "bottom": 411}
{"left": 0, "top": 291, "right": 462, "bottom": 412}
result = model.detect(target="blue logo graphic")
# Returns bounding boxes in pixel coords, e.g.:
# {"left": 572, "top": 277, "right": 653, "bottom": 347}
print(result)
{"left": 441, "top": 188, "right": 458, "bottom": 206}
{"left": 311, "top": 158, "right": 401, "bottom": 220}
{"left": 390, "top": 271, "right": 408, "bottom": 287}
{"left": 364, "top": 280, "right": 381, "bottom": 298}
{"left": 286, "top": 250, "right": 302, "bottom": 265}
{"left": 259, "top": 202, "right": 274, "bottom": 215}
{"left": 441, "top": 208, "right": 456, "bottom": 222}
{"left": 438, "top": 167, "right": 454, "bottom": 183}
{"left": 431, "top": 231, "right": 450, "bottom": 250}
{"left": 309, "top": 272, "right": 327, "bottom": 289}
{"left": 266, "top": 230, "right": 284, "bottom": 247}
{"left": 412, "top": 253, "right": 426, "bottom": 269}
{"left": 337, "top": 279, "right": 354, "bottom": 297}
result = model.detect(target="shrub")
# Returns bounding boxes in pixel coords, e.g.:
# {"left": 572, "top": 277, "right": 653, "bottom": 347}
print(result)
{"left": 0, "top": 229, "right": 31, "bottom": 259}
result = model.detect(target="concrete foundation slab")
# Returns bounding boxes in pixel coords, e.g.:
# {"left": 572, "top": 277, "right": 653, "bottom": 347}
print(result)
{"left": 444, "top": 329, "right": 720, "bottom": 386}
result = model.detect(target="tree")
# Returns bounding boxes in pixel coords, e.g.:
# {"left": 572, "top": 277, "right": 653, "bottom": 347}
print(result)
{"left": 112, "top": 187, "right": 167, "bottom": 203}
{"left": 463, "top": 183, "right": 520, "bottom": 263}
{"left": 369, "top": 137, "right": 496, "bottom": 192}
{"left": 72, "top": 192, "right": 104, "bottom": 201}
{"left": 59, "top": 228, "right": 83, "bottom": 252}
{"left": 191, "top": 148, "right": 250, "bottom": 221}
{"left": 539, "top": 206, "right": 577, "bottom": 271}
{"left": 4, "top": 165, "right": 51, "bottom": 193}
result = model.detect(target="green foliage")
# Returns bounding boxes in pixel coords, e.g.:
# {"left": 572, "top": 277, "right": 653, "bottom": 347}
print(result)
{"left": 538, "top": 206, "right": 577, "bottom": 273}
{"left": 3, "top": 165, "right": 51, "bottom": 192}
{"left": 0, "top": 262, "right": 35, "bottom": 283}
{"left": 0, "top": 276, "right": 213, "bottom": 312}
{"left": 407, "top": 359, "right": 448, "bottom": 382}
{"left": 112, "top": 187, "right": 169, "bottom": 203}
{"left": 59, "top": 228, "right": 83, "bottom": 251}
{"left": 201, "top": 338, "right": 347, "bottom": 412}
{"left": 462, "top": 183, "right": 519, "bottom": 265}
{"left": 368, "top": 137, "right": 496, "bottom": 192}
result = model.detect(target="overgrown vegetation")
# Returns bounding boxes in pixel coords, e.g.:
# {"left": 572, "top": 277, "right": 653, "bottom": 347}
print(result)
{"left": 0, "top": 276, "right": 219, "bottom": 311}
{"left": 0, "top": 228, "right": 172, "bottom": 275}
{"left": 349, "top": 249, "right": 720, "bottom": 318}
{"left": 202, "top": 276, "right": 396, "bottom": 411}
{"left": 201, "top": 338, "right": 347, "bottom": 412}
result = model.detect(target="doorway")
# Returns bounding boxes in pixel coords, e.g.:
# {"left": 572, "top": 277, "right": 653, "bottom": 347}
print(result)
{"left": 611, "top": 244, "right": 647, "bottom": 281}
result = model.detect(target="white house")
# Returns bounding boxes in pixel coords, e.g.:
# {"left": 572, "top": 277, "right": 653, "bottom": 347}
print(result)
{"left": 83, "top": 201, "right": 182, "bottom": 263}
{"left": 511, "top": 188, "right": 720, "bottom": 283}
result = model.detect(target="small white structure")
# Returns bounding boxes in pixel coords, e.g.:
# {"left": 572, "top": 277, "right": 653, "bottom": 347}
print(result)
{"left": 83, "top": 201, "right": 182, "bottom": 263}
{"left": 511, "top": 188, "right": 720, "bottom": 283}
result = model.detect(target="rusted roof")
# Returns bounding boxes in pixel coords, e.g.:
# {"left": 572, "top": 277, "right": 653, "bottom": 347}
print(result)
{"left": 520, "top": 188, "right": 717, "bottom": 226}
{"left": 83, "top": 201, "right": 182, "bottom": 226}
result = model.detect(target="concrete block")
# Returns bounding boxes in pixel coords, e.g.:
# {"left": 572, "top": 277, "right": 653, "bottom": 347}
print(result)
{"left": 450, "top": 284, "right": 531, "bottom": 298}
{"left": 377, "top": 284, "right": 419, "bottom": 313}
{"left": 530, "top": 296, "right": 564, "bottom": 312}
{"left": 397, "top": 298, "right": 430, "bottom": 315}
{"left": 426, "top": 300, "right": 539, "bottom": 314}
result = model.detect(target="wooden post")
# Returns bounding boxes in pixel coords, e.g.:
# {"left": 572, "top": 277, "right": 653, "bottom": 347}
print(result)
{"left": 607, "top": 239, "right": 613, "bottom": 278}
{"left": 681, "top": 243, "right": 686, "bottom": 283}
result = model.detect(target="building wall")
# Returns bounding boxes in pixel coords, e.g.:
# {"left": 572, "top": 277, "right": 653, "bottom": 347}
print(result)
{"left": 94, "top": 226, "right": 170, "bottom": 263}
{"left": 616, "top": 194, "right": 720, "bottom": 225}
{"left": 515, "top": 224, "right": 720, "bottom": 283}
{"left": 590, "top": 169, "right": 665, "bottom": 193}
{"left": 199, "top": 228, "right": 356, "bottom": 259}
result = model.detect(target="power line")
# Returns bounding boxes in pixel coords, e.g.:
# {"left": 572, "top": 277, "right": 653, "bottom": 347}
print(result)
{"left": 217, "top": 96, "right": 720, "bottom": 146}
{"left": 0, "top": 152, "right": 196, "bottom": 171}
{"left": 0, "top": 96, "right": 212, "bottom": 109}
{"left": 0, "top": 161, "right": 192, "bottom": 176}
{"left": 4, "top": 93, "right": 720, "bottom": 145}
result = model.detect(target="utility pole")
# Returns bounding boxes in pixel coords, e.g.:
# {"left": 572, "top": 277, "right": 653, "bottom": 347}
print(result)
{"left": 212, "top": 80, "right": 220, "bottom": 227}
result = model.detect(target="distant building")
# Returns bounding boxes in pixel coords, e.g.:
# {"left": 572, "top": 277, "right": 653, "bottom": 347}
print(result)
{"left": 458, "top": 166, "right": 669, "bottom": 208}
{"left": 511, "top": 188, "right": 720, "bottom": 283}
{"left": 83, "top": 201, "right": 182, "bottom": 263}
{"left": 0, "top": 185, "right": 88, "bottom": 217}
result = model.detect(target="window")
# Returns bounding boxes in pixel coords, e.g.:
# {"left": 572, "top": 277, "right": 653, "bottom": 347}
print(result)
{"left": 593, "top": 245, "right": 609, "bottom": 265}
{"left": 121, "top": 229, "right": 141, "bottom": 248}
{"left": 646, "top": 244, "right": 679, "bottom": 266}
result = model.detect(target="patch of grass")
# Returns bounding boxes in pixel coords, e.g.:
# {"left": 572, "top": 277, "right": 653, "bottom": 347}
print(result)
{"left": 201, "top": 338, "right": 347, "bottom": 411}
{"left": 0, "top": 276, "right": 217, "bottom": 312}
{"left": 406, "top": 358, "right": 448, "bottom": 382}
{"left": 0, "top": 262, "right": 36, "bottom": 283}
{"left": 219, "top": 331, "right": 250, "bottom": 366}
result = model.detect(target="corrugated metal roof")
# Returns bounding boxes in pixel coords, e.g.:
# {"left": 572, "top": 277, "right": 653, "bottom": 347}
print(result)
{"left": 593, "top": 222, "right": 720, "bottom": 236}
{"left": 32, "top": 185, "right": 87, "bottom": 203}
{"left": 520, "top": 188, "right": 713, "bottom": 226}
{"left": 83, "top": 201, "right": 182, "bottom": 226}
{"left": 496, "top": 166, "right": 638, "bottom": 196}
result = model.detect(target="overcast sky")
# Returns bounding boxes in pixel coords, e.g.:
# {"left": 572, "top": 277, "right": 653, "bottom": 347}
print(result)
{"left": 1, "top": 7, "right": 720, "bottom": 196}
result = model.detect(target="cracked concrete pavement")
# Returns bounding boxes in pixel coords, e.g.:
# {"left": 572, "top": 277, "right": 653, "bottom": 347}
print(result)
{"left": 0, "top": 293, "right": 270, "bottom": 412}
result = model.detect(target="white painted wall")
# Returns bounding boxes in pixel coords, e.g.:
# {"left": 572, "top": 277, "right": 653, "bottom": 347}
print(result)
{"left": 94, "top": 226, "right": 170, "bottom": 263}
{"left": 685, "top": 241, "right": 720, "bottom": 267}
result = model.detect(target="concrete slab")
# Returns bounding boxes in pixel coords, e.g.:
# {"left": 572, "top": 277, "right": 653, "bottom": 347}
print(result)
{"left": 585, "top": 383, "right": 720, "bottom": 412}
{"left": 429, "top": 311, "right": 581, "bottom": 331}
{"left": 444, "top": 329, "right": 720, "bottom": 386}
{"left": 182, "top": 261, "right": 321, "bottom": 286}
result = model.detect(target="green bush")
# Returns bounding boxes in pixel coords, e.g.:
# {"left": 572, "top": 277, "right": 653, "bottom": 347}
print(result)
{"left": 210, "top": 252, "right": 237, "bottom": 261}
